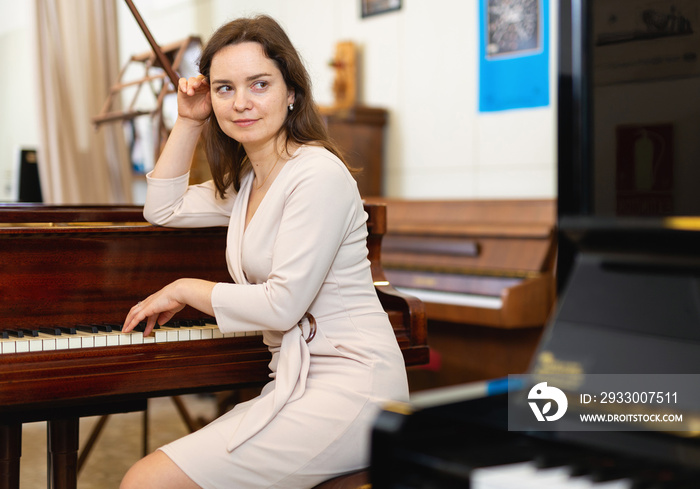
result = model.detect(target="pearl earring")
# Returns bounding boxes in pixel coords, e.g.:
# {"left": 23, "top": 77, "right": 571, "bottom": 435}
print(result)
{"left": 288, "top": 103, "right": 294, "bottom": 111}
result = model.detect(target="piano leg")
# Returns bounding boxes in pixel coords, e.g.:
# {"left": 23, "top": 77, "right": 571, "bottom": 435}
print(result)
{"left": 0, "top": 423, "right": 21, "bottom": 489}
{"left": 47, "top": 418, "right": 79, "bottom": 489}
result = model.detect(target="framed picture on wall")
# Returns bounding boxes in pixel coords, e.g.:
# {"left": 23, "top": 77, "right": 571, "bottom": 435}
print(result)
{"left": 362, "top": 0, "right": 401, "bottom": 18}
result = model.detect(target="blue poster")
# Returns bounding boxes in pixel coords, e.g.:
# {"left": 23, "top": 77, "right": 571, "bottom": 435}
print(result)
{"left": 478, "top": 0, "right": 550, "bottom": 112}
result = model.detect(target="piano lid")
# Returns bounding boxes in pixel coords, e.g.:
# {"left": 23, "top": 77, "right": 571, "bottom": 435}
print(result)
{"left": 533, "top": 217, "right": 700, "bottom": 376}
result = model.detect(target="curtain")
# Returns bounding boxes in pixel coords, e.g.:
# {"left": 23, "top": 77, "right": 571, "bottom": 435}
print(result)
{"left": 32, "top": 0, "right": 132, "bottom": 204}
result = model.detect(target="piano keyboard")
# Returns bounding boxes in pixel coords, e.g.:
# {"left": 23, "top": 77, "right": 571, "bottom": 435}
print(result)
{"left": 0, "top": 320, "right": 263, "bottom": 354}
{"left": 394, "top": 286, "right": 503, "bottom": 309}
{"left": 472, "top": 462, "right": 633, "bottom": 489}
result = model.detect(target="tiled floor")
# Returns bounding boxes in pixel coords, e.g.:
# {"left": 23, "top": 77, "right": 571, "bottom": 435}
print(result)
{"left": 19, "top": 395, "right": 219, "bottom": 489}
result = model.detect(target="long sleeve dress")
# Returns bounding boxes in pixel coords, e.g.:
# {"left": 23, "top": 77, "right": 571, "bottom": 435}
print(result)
{"left": 143, "top": 145, "right": 409, "bottom": 489}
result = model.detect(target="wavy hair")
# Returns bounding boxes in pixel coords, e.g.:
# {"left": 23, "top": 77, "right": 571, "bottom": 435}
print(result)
{"left": 198, "top": 15, "right": 349, "bottom": 198}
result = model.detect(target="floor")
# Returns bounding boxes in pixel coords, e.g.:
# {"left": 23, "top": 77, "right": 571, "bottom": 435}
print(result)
{"left": 19, "top": 394, "right": 220, "bottom": 489}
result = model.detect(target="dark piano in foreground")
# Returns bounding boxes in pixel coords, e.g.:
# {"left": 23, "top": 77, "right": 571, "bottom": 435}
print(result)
{"left": 0, "top": 203, "right": 427, "bottom": 489}
{"left": 370, "top": 220, "right": 700, "bottom": 488}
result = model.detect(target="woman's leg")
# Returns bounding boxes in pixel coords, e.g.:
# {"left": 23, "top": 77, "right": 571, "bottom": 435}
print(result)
{"left": 120, "top": 450, "right": 202, "bottom": 489}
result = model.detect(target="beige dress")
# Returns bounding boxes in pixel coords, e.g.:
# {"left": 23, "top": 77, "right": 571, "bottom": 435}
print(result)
{"left": 143, "top": 145, "right": 409, "bottom": 488}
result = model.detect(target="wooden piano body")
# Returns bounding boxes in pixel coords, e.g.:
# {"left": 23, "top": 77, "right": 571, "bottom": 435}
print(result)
{"left": 364, "top": 198, "right": 557, "bottom": 328}
{"left": 0, "top": 203, "right": 427, "bottom": 489}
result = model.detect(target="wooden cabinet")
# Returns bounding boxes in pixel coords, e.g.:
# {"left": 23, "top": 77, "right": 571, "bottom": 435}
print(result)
{"left": 321, "top": 106, "right": 387, "bottom": 197}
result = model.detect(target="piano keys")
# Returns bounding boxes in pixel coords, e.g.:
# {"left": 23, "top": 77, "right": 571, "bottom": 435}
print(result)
{"left": 0, "top": 320, "right": 263, "bottom": 354}
{"left": 0, "top": 203, "right": 427, "bottom": 489}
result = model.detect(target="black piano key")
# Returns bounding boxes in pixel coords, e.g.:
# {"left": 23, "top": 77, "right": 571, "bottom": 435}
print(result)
{"left": 19, "top": 329, "right": 39, "bottom": 337}
{"left": 95, "top": 324, "right": 113, "bottom": 333}
{"left": 121, "top": 322, "right": 151, "bottom": 333}
{"left": 77, "top": 324, "right": 99, "bottom": 334}
{"left": 58, "top": 327, "right": 77, "bottom": 335}
{"left": 1, "top": 331, "right": 8, "bottom": 339}
{"left": 5, "top": 329, "right": 24, "bottom": 338}
{"left": 39, "top": 327, "right": 62, "bottom": 336}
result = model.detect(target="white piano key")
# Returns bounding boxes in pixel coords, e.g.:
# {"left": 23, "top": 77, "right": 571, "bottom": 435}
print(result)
{"left": 1, "top": 338, "right": 17, "bottom": 354}
{"left": 15, "top": 339, "right": 29, "bottom": 353}
{"left": 75, "top": 331, "right": 95, "bottom": 348}
{"left": 92, "top": 333, "right": 107, "bottom": 347}
{"left": 154, "top": 330, "right": 168, "bottom": 343}
{"left": 105, "top": 331, "right": 120, "bottom": 346}
{"left": 129, "top": 331, "right": 144, "bottom": 344}
{"left": 118, "top": 332, "right": 132, "bottom": 345}
{"left": 37, "top": 333, "right": 56, "bottom": 351}
{"left": 55, "top": 337, "right": 69, "bottom": 350}
{"left": 29, "top": 338, "right": 43, "bottom": 352}
{"left": 67, "top": 335, "right": 83, "bottom": 349}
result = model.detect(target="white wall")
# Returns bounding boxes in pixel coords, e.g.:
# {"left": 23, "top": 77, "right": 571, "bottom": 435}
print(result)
{"left": 0, "top": 0, "right": 39, "bottom": 201}
{"left": 0, "top": 0, "right": 557, "bottom": 202}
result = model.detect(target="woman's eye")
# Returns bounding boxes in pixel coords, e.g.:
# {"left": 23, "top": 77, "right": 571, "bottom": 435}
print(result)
{"left": 216, "top": 85, "right": 232, "bottom": 94}
{"left": 252, "top": 81, "right": 268, "bottom": 91}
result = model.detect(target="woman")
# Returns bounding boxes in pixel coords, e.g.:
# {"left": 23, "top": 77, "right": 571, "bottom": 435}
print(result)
{"left": 120, "top": 15, "right": 409, "bottom": 489}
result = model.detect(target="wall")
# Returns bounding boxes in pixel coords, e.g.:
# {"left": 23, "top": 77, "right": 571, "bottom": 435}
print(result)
{"left": 0, "top": 0, "right": 557, "bottom": 202}
{"left": 0, "top": 0, "right": 39, "bottom": 200}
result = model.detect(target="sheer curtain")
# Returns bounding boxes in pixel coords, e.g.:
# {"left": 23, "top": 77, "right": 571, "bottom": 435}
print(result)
{"left": 32, "top": 0, "right": 132, "bottom": 204}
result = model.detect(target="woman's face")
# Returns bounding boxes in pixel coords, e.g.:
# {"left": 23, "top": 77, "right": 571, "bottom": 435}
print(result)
{"left": 209, "top": 42, "right": 294, "bottom": 153}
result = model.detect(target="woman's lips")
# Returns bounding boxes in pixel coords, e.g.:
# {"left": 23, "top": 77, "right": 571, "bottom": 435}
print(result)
{"left": 234, "top": 119, "right": 258, "bottom": 127}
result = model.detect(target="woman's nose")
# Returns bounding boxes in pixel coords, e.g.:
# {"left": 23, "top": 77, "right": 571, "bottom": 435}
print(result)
{"left": 232, "top": 91, "right": 250, "bottom": 112}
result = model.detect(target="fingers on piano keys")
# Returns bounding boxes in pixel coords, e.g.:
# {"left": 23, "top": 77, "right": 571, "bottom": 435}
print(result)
{"left": 0, "top": 320, "right": 263, "bottom": 355}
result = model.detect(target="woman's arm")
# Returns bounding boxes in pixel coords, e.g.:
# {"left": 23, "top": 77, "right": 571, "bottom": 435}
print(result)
{"left": 151, "top": 75, "right": 211, "bottom": 180}
{"left": 143, "top": 75, "right": 233, "bottom": 227}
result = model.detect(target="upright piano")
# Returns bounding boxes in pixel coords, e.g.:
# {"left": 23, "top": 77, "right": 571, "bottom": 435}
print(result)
{"left": 370, "top": 219, "right": 700, "bottom": 488}
{"left": 0, "top": 203, "right": 427, "bottom": 489}
{"left": 363, "top": 197, "right": 557, "bottom": 328}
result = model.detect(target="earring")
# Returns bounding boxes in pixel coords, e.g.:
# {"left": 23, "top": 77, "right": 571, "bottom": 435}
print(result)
{"left": 288, "top": 103, "right": 294, "bottom": 111}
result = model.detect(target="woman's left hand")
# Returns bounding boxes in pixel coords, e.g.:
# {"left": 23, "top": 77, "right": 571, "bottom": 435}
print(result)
{"left": 123, "top": 279, "right": 216, "bottom": 336}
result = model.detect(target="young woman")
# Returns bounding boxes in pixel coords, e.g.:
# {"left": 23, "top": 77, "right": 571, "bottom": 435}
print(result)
{"left": 120, "top": 15, "right": 408, "bottom": 489}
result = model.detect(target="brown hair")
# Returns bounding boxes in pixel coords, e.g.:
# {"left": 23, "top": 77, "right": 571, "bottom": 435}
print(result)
{"left": 198, "top": 15, "right": 348, "bottom": 198}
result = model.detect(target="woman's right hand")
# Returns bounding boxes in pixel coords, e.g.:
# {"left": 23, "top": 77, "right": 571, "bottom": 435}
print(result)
{"left": 177, "top": 74, "right": 212, "bottom": 123}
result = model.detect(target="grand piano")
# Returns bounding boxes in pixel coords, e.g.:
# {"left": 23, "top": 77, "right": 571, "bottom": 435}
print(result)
{"left": 0, "top": 203, "right": 427, "bottom": 489}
